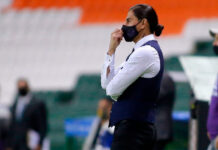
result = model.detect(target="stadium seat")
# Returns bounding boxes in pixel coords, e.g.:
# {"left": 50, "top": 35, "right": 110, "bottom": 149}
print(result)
{"left": 10, "top": 0, "right": 218, "bottom": 34}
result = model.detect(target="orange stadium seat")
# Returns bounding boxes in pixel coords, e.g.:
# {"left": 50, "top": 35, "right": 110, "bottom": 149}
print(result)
{"left": 10, "top": 0, "right": 218, "bottom": 35}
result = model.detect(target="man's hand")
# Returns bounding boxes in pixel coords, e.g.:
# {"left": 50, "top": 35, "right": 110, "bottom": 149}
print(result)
{"left": 207, "top": 132, "right": 211, "bottom": 140}
{"left": 108, "top": 29, "right": 123, "bottom": 56}
{"left": 34, "top": 145, "right": 41, "bottom": 150}
{"left": 215, "top": 136, "right": 218, "bottom": 149}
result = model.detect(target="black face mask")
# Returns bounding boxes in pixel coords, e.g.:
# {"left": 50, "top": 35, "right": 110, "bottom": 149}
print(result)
{"left": 213, "top": 46, "right": 218, "bottom": 55}
{"left": 121, "top": 21, "right": 141, "bottom": 42}
{"left": 18, "top": 87, "right": 28, "bottom": 96}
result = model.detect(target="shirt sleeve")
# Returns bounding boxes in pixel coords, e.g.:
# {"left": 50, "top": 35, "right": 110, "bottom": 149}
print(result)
{"left": 207, "top": 75, "right": 218, "bottom": 139}
{"left": 101, "top": 54, "right": 116, "bottom": 89}
{"left": 106, "top": 46, "right": 158, "bottom": 101}
{"left": 211, "top": 75, "right": 218, "bottom": 97}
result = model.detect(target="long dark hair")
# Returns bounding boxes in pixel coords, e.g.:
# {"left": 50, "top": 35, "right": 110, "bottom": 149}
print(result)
{"left": 130, "top": 4, "right": 164, "bottom": 36}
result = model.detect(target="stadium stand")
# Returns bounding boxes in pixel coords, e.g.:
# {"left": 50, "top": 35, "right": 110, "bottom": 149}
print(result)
{"left": 0, "top": 0, "right": 218, "bottom": 106}
{"left": 10, "top": 0, "right": 218, "bottom": 34}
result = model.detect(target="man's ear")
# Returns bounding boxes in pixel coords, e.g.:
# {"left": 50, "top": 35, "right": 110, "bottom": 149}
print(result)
{"left": 139, "top": 18, "right": 148, "bottom": 30}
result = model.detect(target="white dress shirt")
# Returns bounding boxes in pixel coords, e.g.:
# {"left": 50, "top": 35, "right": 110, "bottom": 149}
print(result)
{"left": 101, "top": 34, "right": 161, "bottom": 100}
{"left": 16, "top": 94, "right": 32, "bottom": 120}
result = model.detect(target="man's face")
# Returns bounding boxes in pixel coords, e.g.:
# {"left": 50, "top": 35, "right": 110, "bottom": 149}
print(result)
{"left": 18, "top": 81, "right": 27, "bottom": 89}
{"left": 212, "top": 34, "right": 218, "bottom": 56}
{"left": 124, "top": 10, "right": 140, "bottom": 26}
{"left": 17, "top": 80, "right": 29, "bottom": 96}
{"left": 213, "top": 34, "right": 218, "bottom": 46}
{"left": 123, "top": 10, "right": 148, "bottom": 35}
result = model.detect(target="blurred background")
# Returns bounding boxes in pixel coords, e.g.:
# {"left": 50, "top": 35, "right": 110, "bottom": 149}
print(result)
{"left": 0, "top": 0, "right": 218, "bottom": 150}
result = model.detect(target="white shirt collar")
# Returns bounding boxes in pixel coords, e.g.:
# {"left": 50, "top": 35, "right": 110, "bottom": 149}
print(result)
{"left": 18, "top": 93, "right": 32, "bottom": 104}
{"left": 134, "top": 34, "right": 156, "bottom": 50}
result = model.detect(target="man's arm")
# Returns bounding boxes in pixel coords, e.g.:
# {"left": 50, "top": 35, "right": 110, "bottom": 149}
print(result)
{"left": 5, "top": 104, "right": 16, "bottom": 149}
{"left": 106, "top": 46, "right": 158, "bottom": 100}
{"left": 207, "top": 75, "right": 218, "bottom": 141}
{"left": 101, "top": 54, "right": 116, "bottom": 89}
{"left": 35, "top": 101, "right": 48, "bottom": 150}
{"left": 101, "top": 29, "right": 123, "bottom": 89}
{"left": 215, "top": 136, "right": 218, "bottom": 149}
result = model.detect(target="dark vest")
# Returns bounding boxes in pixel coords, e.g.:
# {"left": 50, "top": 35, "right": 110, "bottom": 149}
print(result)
{"left": 109, "top": 40, "right": 164, "bottom": 127}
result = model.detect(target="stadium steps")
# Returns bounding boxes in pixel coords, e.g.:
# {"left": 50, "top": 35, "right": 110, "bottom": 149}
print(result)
{"left": 10, "top": 0, "right": 218, "bottom": 35}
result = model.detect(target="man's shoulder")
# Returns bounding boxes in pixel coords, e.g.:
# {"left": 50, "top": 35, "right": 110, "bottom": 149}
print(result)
{"left": 135, "top": 45, "right": 157, "bottom": 54}
{"left": 132, "top": 45, "right": 158, "bottom": 61}
{"left": 212, "top": 76, "right": 218, "bottom": 97}
{"left": 31, "top": 96, "right": 46, "bottom": 106}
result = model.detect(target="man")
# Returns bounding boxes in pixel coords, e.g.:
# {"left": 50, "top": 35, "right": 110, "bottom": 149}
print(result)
{"left": 0, "top": 85, "right": 9, "bottom": 150}
{"left": 207, "top": 28, "right": 218, "bottom": 150}
{"left": 94, "top": 97, "right": 114, "bottom": 150}
{"left": 101, "top": 4, "right": 164, "bottom": 150}
{"left": 154, "top": 72, "right": 176, "bottom": 150}
{"left": 6, "top": 79, "right": 48, "bottom": 150}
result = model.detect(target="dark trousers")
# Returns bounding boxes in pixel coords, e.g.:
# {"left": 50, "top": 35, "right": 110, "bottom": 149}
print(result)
{"left": 111, "top": 120, "right": 156, "bottom": 150}
{"left": 12, "top": 144, "right": 30, "bottom": 150}
{"left": 154, "top": 140, "right": 169, "bottom": 150}
{"left": 10, "top": 137, "right": 30, "bottom": 150}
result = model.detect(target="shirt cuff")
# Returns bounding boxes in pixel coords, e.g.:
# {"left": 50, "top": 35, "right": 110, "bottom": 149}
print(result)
{"left": 105, "top": 53, "right": 115, "bottom": 68}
